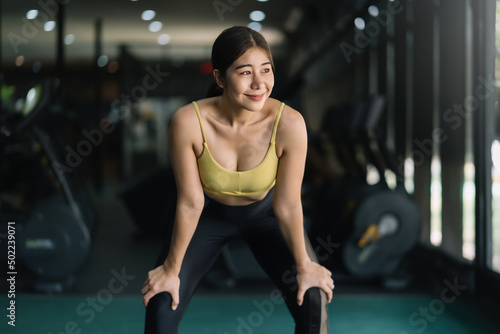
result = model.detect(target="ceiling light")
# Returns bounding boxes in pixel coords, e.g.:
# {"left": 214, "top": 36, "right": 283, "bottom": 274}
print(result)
{"left": 248, "top": 22, "right": 262, "bottom": 31}
{"left": 141, "top": 10, "right": 156, "bottom": 21}
{"left": 97, "top": 55, "right": 109, "bottom": 67}
{"left": 149, "top": 21, "right": 162, "bottom": 32}
{"left": 158, "top": 34, "right": 171, "bottom": 45}
{"left": 250, "top": 10, "right": 266, "bottom": 22}
{"left": 257, "top": 0, "right": 269, "bottom": 2}
{"left": 44, "top": 21, "right": 56, "bottom": 32}
{"left": 26, "top": 10, "right": 38, "bottom": 20}
{"left": 368, "top": 5, "right": 379, "bottom": 17}
{"left": 64, "top": 34, "right": 75, "bottom": 45}
{"left": 354, "top": 17, "right": 365, "bottom": 30}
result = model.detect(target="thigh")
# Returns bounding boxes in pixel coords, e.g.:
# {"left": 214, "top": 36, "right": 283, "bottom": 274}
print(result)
{"left": 144, "top": 216, "right": 238, "bottom": 334}
{"left": 243, "top": 218, "right": 330, "bottom": 334}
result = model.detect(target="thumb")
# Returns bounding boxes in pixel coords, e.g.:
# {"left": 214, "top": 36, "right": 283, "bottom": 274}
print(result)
{"left": 296, "top": 287, "right": 306, "bottom": 306}
{"left": 171, "top": 290, "right": 180, "bottom": 311}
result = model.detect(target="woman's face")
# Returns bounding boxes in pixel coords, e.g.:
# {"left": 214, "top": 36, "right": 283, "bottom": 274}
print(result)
{"left": 217, "top": 46, "right": 274, "bottom": 111}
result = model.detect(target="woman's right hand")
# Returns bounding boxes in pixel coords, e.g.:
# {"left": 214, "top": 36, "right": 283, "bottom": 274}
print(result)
{"left": 142, "top": 265, "right": 181, "bottom": 309}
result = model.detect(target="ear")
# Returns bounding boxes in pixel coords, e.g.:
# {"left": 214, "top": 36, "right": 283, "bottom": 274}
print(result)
{"left": 213, "top": 69, "right": 224, "bottom": 89}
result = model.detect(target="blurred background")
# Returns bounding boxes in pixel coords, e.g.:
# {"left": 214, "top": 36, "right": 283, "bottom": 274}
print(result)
{"left": 1, "top": 0, "right": 500, "bottom": 333}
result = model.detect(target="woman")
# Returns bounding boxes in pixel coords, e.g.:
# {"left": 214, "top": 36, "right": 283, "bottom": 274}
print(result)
{"left": 142, "top": 26, "right": 334, "bottom": 334}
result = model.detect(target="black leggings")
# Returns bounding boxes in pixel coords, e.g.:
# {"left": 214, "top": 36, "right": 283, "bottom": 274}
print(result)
{"left": 144, "top": 188, "right": 330, "bottom": 334}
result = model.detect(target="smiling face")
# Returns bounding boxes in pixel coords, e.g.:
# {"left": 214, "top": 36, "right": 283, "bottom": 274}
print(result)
{"left": 215, "top": 46, "right": 274, "bottom": 112}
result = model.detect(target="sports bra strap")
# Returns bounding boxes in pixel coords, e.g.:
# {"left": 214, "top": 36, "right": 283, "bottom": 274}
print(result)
{"left": 192, "top": 101, "right": 207, "bottom": 143}
{"left": 271, "top": 102, "right": 285, "bottom": 143}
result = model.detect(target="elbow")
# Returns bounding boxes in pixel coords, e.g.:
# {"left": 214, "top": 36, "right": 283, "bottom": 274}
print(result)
{"left": 272, "top": 200, "right": 302, "bottom": 222}
{"left": 176, "top": 193, "right": 205, "bottom": 218}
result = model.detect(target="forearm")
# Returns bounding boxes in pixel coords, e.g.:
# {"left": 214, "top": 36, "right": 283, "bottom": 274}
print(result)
{"left": 163, "top": 203, "right": 203, "bottom": 273}
{"left": 274, "top": 204, "right": 311, "bottom": 269}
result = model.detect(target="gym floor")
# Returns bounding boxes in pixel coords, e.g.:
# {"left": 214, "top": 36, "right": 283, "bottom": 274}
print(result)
{"left": 2, "top": 187, "right": 500, "bottom": 333}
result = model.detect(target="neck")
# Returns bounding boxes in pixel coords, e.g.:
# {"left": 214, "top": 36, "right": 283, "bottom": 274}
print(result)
{"left": 217, "top": 95, "right": 259, "bottom": 127}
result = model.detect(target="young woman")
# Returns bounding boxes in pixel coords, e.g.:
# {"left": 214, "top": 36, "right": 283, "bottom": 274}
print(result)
{"left": 142, "top": 26, "right": 334, "bottom": 334}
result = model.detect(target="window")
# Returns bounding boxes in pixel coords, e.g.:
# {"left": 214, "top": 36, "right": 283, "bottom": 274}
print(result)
{"left": 491, "top": 0, "right": 500, "bottom": 272}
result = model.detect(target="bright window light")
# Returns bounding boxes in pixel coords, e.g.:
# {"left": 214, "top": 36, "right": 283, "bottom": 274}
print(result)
{"left": 493, "top": 140, "right": 500, "bottom": 171}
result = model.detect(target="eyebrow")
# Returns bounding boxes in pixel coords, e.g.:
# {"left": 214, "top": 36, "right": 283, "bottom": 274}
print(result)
{"left": 235, "top": 61, "right": 272, "bottom": 70}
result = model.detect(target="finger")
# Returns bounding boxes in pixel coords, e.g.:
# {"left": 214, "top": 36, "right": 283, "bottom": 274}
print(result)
{"left": 171, "top": 289, "right": 180, "bottom": 311}
{"left": 143, "top": 293, "right": 151, "bottom": 308}
{"left": 141, "top": 285, "right": 149, "bottom": 295}
{"left": 320, "top": 284, "right": 333, "bottom": 303}
{"left": 296, "top": 287, "right": 306, "bottom": 306}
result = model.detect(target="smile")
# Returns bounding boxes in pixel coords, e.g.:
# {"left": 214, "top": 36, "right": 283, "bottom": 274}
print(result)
{"left": 245, "top": 93, "right": 266, "bottom": 101}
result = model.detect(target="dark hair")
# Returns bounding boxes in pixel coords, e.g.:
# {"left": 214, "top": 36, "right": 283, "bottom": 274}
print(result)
{"left": 206, "top": 26, "right": 275, "bottom": 98}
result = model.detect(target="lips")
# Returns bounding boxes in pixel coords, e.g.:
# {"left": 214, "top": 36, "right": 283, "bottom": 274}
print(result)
{"left": 245, "top": 93, "right": 266, "bottom": 101}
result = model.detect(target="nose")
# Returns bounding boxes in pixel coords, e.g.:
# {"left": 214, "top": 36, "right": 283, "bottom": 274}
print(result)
{"left": 250, "top": 73, "right": 264, "bottom": 90}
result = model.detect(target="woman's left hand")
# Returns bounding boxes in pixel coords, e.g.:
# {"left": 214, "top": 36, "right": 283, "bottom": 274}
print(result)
{"left": 296, "top": 260, "right": 334, "bottom": 306}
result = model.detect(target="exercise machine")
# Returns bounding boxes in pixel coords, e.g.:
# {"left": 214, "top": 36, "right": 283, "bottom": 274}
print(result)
{"left": 0, "top": 79, "right": 97, "bottom": 292}
{"left": 311, "top": 96, "right": 421, "bottom": 284}
{"left": 341, "top": 96, "right": 421, "bottom": 280}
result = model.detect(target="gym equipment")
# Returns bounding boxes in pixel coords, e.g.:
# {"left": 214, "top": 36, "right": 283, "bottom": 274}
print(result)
{"left": 341, "top": 97, "right": 421, "bottom": 279}
{"left": 310, "top": 98, "right": 386, "bottom": 270}
{"left": 313, "top": 95, "right": 421, "bottom": 281}
{"left": 0, "top": 79, "right": 97, "bottom": 292}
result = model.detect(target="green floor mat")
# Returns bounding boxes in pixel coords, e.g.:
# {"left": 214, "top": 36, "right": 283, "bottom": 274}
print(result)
{"left": 1, "top": 294, "right": 498, "bottom": 333}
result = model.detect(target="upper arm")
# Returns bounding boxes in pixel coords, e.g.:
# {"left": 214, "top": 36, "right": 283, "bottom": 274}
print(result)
{"left": 168, "top": 105, "right": 205, "bottom": 211}
{"left": 273, "top": 106, "right": 308, "bottom": 213}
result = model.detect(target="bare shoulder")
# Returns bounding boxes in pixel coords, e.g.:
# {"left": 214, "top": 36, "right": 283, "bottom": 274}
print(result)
{"left": 275, "top": 101, "right": 306, "bottom": 136}
{"left": 169, "top": 102, "right": 205, "bottom": 147}
{"left": 171, "top": 102, "right": 197, "bottom": 127}
{"left": 272, "top": 101, "right": 307, "bottom": 156}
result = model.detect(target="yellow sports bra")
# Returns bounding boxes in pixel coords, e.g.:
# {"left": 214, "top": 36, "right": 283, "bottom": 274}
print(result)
{"left": 193, "top": 101, "right": 284, "bottom": 197}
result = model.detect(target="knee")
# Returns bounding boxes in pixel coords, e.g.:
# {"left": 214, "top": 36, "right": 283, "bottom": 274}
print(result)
{"left": 296, "top": 288, "right": 329, "bottom": 331}
{"left": 145, "top": 292, "right": 180, "bottom": 334}
{"left": 303, "top": 287, "right": 325, "bottom": 309}
{"left": 146, "top": 292, "right": 175, "bottom": 316}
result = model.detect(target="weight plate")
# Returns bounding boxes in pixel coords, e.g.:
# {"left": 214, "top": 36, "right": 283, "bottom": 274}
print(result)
{"left": 18, "top": 195, "right": 91, "bottom": 279}
{"left": 342, "top": 189, "right": 421, "bottom": 278}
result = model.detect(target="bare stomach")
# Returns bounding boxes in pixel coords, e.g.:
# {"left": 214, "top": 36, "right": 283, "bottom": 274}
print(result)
{"left": 204, "top": 190, "right": 270, "bottom": 206}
